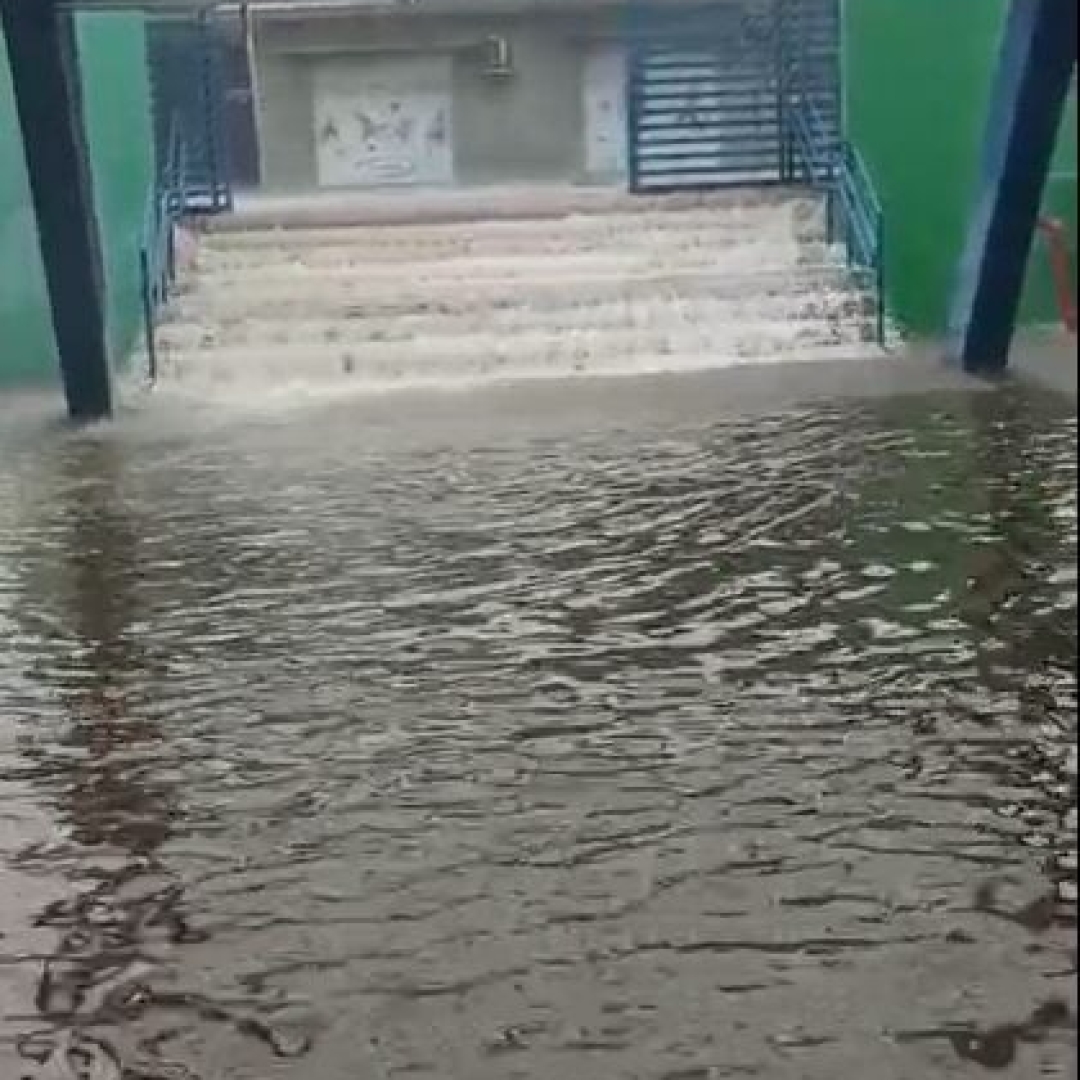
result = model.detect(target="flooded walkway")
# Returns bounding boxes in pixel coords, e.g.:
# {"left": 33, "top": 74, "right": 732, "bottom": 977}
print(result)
{"left": 0, "top": 360, "right": 1076, "bottom": 1079}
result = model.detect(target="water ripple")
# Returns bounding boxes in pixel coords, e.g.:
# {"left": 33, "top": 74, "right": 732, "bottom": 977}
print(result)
{"left": 0, "top": 379, "right": 1075, "bottom": 1079}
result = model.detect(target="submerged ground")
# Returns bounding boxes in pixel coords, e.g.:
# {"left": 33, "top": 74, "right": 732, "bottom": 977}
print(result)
{"left": 0, "top": 354, "right": 1075, "bottom": 1079}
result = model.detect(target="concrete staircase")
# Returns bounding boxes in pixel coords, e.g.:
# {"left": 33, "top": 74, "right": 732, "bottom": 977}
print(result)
{"left": 153, "top": 190, "right": 884, "bottom": 395}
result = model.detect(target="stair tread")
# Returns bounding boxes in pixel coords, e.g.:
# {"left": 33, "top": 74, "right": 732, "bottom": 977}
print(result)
{"left": 150, "top": 193, "right": 887, "bottom": 392}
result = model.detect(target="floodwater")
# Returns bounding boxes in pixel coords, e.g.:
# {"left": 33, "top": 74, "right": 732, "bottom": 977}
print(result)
{"left": 0, "top": 362, "right": 1076, "bottom": 1080}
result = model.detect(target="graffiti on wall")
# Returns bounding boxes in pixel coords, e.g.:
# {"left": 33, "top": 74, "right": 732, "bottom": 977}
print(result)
{"left": 314, "top": 61, "right": 454, "bottom": 187}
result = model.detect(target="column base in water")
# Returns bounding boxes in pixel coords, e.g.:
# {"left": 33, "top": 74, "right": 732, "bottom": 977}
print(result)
{"left": 948, "top": 0, "right": 1076, "bottom": 375}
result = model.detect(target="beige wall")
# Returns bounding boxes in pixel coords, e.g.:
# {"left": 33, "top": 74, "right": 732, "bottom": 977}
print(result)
{"left": 252, "top": 8, "right": 620, "bottom": 189}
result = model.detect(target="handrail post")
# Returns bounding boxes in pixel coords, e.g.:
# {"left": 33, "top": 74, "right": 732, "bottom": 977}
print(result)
{"left": 776, "top": 0, "right": 789, "bottom": 183}
{"left": 139, "top": 246, "right": 158, "bottom": 383}
{"left": 166, "top": 216, "right": 177, "bottom": 288}
{"left": 625, "top": 44, "right": 641, "bottom": 193}
{"left": 790, "top": 77, "right": 887, "bottom": 349}
{"left": 137, "top": 108, "right": 190, "bottom": 391}
{"left": 876, "top": 211, "right": 886, "bottom": 347}
{"left": 825, "top": 175, "right": 835, "bottom": 245}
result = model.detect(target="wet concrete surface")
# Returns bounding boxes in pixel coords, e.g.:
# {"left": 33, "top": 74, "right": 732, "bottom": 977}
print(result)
{"left": 1010, "top": 331, "right": 1077, "bottom": 398}
{"left": 161, "top": 193, "right": 881, "bottom": 394}
{"left": 218, "top": 186, "right": 807, "bottom": 231}
{"left": 0, "top": 360, "right": 1075, "bottom": 1079}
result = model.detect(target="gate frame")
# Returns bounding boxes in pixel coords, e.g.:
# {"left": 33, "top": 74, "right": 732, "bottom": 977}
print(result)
{"left": 623, "top": 0, "right": 842, "bottom": 194}
{"left": 145, "top": 7, "right": 234, "bottom": 215}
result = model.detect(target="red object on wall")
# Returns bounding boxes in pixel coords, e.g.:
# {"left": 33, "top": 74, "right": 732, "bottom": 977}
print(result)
{"left": 1037, "top": 216, "right": 1077, "bottom": 334}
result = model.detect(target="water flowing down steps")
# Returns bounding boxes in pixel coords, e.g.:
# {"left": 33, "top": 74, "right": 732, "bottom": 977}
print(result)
{"left": 152, "top": 189, "right": 886, "bottom": 396}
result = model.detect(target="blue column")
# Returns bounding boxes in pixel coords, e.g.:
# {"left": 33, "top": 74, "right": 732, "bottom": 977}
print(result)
{"left": 1, "top": 0, "right": 113, "bottom": 419}
{"left": 948, "top": 0, "right": 1076, "bottom": 374}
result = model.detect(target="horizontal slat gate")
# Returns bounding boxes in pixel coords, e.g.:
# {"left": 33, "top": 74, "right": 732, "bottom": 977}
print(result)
{"left": 146, "top": 16, "right": 232, "bottom": 212}
{"left": 626, "top": 0, "right": 840, "bottom": 192}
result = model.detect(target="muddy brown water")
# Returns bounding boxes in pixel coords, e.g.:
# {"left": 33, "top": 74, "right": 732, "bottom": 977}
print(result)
{"left": 0, "top": 363, "right": 1076, "bottom": 1079}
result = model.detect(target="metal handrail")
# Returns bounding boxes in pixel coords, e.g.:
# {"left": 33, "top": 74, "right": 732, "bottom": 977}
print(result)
{"left": 784, "top": 80, "right": 888, "bottom": 347}
{"left": 786, "top": 94, "right": 835, "bottom": 187}
{"left": 837, "top": 142, "right": 886, "bottom": 347}
{"left": 138, "top": 115, "right": 189, "bottom": 383}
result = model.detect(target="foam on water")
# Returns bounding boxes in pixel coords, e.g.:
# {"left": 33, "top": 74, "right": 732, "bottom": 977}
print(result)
{"left": 144, "top": 191, "right": 886, "bottom": 407}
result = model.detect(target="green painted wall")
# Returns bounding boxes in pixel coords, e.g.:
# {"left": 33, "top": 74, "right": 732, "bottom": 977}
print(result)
{"left": 0, "top": 38, "right": 56, "bottom": 385}
{"left": 845, "top": 0, "right": 1077, "bottom": 335}
{"left": 77, "top": 15, "right": 156, "bottom": 370}
{"left": 0, "top": 14, "right": 154, "bottom": 387}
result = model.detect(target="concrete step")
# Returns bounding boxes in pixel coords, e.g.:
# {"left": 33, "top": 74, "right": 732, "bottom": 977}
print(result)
{"left": 212, "top": 185, "right": 819, "bottom": 233}
{"left": 158, "top": 340, "right": 878, "bottom": 393}
{"left": 199, "top": 226, "right": 827, "bottom": 272}
{"left": 158, "top": 290, "right": 874, "bottom": 352}
{"left": 150, "top": 192, "right": 886, "bottom": 395}
{"left": 159, "top": 317, "right": 871, "bottom": 381}
{"left": 184, "top": 242, "right": 830, "bottom": 294}
{"left": 198, "top": 202, "right": 825, "bottom": 263}
{"left": 166, "top": 264, "right": 857, "bottom": 324}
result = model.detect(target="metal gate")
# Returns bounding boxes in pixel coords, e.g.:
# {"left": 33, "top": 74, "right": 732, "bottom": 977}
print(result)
{"left": 626, "top": 0, "right": 840, "bottom": 192}
{"left": 145, "top": 14, "right": 232, "bottom": 212}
